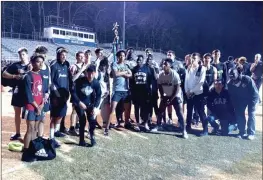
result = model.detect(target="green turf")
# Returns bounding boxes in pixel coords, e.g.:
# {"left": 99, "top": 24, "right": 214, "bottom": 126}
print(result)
{"left": 24, "top": 129, "right": 262, "bottom": 180}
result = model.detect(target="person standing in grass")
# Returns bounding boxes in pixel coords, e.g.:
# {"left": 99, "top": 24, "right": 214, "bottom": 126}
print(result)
{"left": 2, "top": 47, "right": 32, "bottom": 141}
{"left": 72, "top": 65, "right": 101, "bottom": 147}
{"left": 184, "top": 53, "right": 208, "bottom": 136}
{"left": 151, "top": 58, "right": 188, "bottom": 139}
{"left": 228, "top": 66, "right": 259, "bottom": 140}
{"left": 105, "top": 50, "right": 132, "bottom": 136}
{"left": 22, "top": 54, "right": 45, "bottom": 161}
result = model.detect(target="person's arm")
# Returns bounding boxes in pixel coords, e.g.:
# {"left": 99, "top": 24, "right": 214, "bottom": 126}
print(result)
{"left": 112, "top": 63, "right": 126, "bottom": 77}
{"left": 190, "top": 67, "right": 206, "bottom": 94}
{"left": 71, "top": 79, "right": 81, "bottom": 105}
{"left": 123, "top": 68, "right": 132, "bottom": 78}
{"left": 2, "top": 63, "right": 21, "bottom": 80}
{"left": 169, "top": 72, "right": 181, "bottom": 102}
{"left": 157, "top": 76, "right": 164, "bottom": 98}
{"left": 50, "top": 64, "right": 60, "bottom": 97}
{"left": 94, "top": 81, "right": 102, "bottom": 109}
{"left": 250, "top": 62, "right": 257, "bottom": 73}
{"left": 24, "top": 74, "right": 40, "bottom": 113}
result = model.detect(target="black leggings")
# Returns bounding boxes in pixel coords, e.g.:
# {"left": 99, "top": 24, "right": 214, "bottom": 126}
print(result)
{"left": 149, "top": 96, "right": 159, "bottom": 120}
{"left": 134, "top": 98, "right": 150, "bottom": 124}
{"left": 75, "top": 107, "right": 96, "bottom": 142}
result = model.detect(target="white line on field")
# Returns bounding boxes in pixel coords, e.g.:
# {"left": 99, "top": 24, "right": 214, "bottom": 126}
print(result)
{"left": 126, "top": 131, "right": 148, "bottom": 139}
{"left": 2, "top": 164, "right": 27, "bottom": 175}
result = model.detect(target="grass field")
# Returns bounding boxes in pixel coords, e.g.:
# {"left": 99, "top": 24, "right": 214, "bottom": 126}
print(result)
{"left": 1, "top": 89, "right": 262, "bottom": 180}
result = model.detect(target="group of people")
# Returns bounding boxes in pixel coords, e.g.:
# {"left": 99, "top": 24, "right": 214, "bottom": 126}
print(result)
{"left": 2, "top": 45, "right": 261, "bottom": 161}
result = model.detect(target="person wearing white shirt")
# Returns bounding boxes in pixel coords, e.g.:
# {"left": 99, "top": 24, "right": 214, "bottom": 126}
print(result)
{"left": 185, "top": 53, "right": 208, "bottom": 136}
{"left": 151, "top": 58, "right": 188, "bottom": 139}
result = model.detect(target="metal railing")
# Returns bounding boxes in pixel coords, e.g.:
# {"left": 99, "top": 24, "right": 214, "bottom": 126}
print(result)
{"left": 2, "top": 32, "right": 50, "bottom": 42}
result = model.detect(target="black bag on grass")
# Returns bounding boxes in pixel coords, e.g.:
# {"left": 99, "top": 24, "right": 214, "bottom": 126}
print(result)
{"left": 28, "top": 137, "right": 56, "bottom": 161}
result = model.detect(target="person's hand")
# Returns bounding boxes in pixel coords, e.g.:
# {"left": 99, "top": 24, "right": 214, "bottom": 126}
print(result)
{"left": 35, "top": 106, "right": 42, "bottom": 116}
{"left": 44, "top": 93, "right": 49, "bottom": 103}
{"left": 79, "top": 101, "right": 87, "bottom": 110}
{"left": 14, "top": 74, "right": 22, "bottom": 80}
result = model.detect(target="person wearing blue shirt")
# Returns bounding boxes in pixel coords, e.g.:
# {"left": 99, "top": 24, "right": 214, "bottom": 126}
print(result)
{"left": 228, "top": 67, "right": 259, "bottom": 140}
{"left": 49, "top": 47, "right": 72, "bottom": 147}
{"left": 72, "top": 65, "right": 101, "bottom": 147}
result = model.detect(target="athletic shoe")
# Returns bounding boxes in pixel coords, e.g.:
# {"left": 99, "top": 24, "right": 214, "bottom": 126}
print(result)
{"left": 182, "top": 131, "right": 188, "bottom": 139}
{"left": 129, "top": 118, "right": 135, "bottom": 123}
{"left": 151, "top": 125, "right": 163, "bottom": 132}
{"left": 96, "top": 122, "right": 102, "bottom": 129}
{"left": 134, "top": 125, "right": 140, "bottom": 132}
{"left": 68, "top": 129, "right": 79, "bottom": 136}
{"left": 90, "top": 138, "right": 97, "bottom": 147}
{"left": 104, "top": 129, "right": 109, "bottom": 136}
{"left": 109, "top": 123, "right": 117, "bottom": 129}
{"left": 10, "top": 133, "right": 21, "bottom": 141}
{"left": 167, "top": 118, "right": 173, "bottom": 125}
{"left": 228, "top": 124, "right": 238, "bottom": 132}
{"left": 51, "top": 138, "right": 61, "bottom": 148}
{"left": 114, "top": 123, "right": 122, "bottom": 128}
{"left": 145, "top": 123, "right": 150, "bottom": 131}
{"left": 54, "top": 131, "right": 66, "bottom": 138}
{"left": 124, "top": 122, "right": 133, "bottom": 129}
{"left": 247, "top": 135, "right": 255, "bottom": 140}
{"left": 79, "top": 140, "right": 88, "bottom": 147}
{"left": 199, "top": 131, "right": 208, "bottom": 137}
{"left": 211, "top": 126, "right": 219, "bottom": 135}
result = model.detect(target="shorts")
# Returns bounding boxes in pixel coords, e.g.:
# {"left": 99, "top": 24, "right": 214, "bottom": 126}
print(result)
{"left": 43, "top": 102, "right": 50, "bottom": 112}
{"left": 112, "top": 91, "right": 131, "bottom": 103}
{"left": 11, "top": 90, "right": 26, "bottom": 107}
{"left": 50, "top": 97, "right": 68, "bottom": 118}
{"left": 22, "top": 109, "right": 44, "bottom": 121}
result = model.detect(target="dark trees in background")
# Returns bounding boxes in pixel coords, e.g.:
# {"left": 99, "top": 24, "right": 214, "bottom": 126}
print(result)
{"left": 1, "top": 1, "right": 262, "bottom": 60}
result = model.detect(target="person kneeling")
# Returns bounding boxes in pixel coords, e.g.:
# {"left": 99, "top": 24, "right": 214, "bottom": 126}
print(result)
{"left": 72, "top": 65, "right": 101, "bottom": 147}
{"left": 206, "top": 79, "right": 237, "bottom": 136}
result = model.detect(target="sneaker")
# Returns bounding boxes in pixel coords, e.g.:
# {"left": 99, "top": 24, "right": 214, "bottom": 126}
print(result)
{"left": 54, "top": 131, "right": 66, "bottom": 137}
{"left": 228, "top": 124, "right": 238, "bottom": 132}
{"left": 114, "top": 123, "right": 122, "bottom": 128}
{"left": 199, "top": 131, "right": 208, "bottom": 137}
{"left": 211, "top": 127, "right": 219, "bottom": 135}
{"left": 182, "top": 131, "right": 188, "bottom": 139}
{"left": 247, "top": 135, "right": 255, "bottom": 140}
{"left": 167, "top": 118, "right": 173, "bottom": 125}
{"left": 90, "top": 138, "right": 97, "bottom": 147}
{"left": 109, "top": 123, "right": 117, "bottom": 129}
{"left": 10, "top": 133, "right": 21, "bottom": 141}
{"left": 79, "top": 140, "right": 88, "bottom": 147}
{"left": 134, "top": 125, "right": 140, "bottom": 132}
{"left": 104, "top": 129, "right": 109, "bottom": 136}
{"left": 151, "top": 125, "right": 163, "bottom": 132}
{"left": 145, "top": 123, "right": 150, "bottom": 131}
{"left": 51, "top": 138, "right": 61, "bottom": 148}
{"left": 68, "top": 129, "right": 79, "bottom": 136}
{"left": 96, "top": 122, "right": 102, "bottom": 129}
{"left": 124, "top": 122, "right": 133, "bottom": 129}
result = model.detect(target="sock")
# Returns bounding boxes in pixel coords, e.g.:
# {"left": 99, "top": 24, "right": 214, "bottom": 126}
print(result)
{"left": 55, "top": 124, "right": 60, "bottom": 132}
{"left": 168, "top": 113, "right": 172, "bottom": 120}
{"left": 50, "top": 128, "right": 55, "bottom": 139}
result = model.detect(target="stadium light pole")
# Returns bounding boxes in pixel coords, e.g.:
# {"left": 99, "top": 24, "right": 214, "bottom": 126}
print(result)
{"left": 122, "top": 1, "right": 126, "bottom": 49}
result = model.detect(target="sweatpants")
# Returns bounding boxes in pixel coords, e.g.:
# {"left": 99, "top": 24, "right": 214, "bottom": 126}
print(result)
{"left": 75, "top": 106, "right": 96, "bottom": 143}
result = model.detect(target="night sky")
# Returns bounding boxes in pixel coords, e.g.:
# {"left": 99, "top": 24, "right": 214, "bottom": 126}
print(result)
{"left": 138, "top": 1, "right": 263, "bottom": 61}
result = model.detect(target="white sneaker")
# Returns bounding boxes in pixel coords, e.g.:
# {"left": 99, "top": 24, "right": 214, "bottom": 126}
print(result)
{"left": 145, "top": 123, "right": 150, "bottom": 131}
{"left": 247, "top": 135, "right": 255, "bottom": 140}
{"left": 182, "top": 131, "right": 188, "bottom": 139}
{"left": 167, "top": 118, "right": 173, "bottom": 125}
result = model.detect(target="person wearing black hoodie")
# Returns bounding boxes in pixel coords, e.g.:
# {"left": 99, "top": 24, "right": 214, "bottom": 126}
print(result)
{"left": 206, "top": 79, "right": 237, "bottom": 136}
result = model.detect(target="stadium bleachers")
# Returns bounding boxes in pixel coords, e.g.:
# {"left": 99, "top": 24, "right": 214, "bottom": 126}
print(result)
{"left": 1, "top": 37, "right": 166, "bottom": 65}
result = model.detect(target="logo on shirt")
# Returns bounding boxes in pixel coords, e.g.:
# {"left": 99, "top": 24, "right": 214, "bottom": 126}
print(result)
{"left": 81, "top": 86, "right": 93, "bottom": 96}
{"left": 59, "top": 74, "right": 67, "bottom": 78}
{"left": 33, "top": 80, "right": 42, "bottom": 96}
{"left": 134, "top": 72, "right": 147, "bottom": 84}
{"left": 43, "top": 75, "right": 49, "bottom": 79}
{"left": 213, "top": 98, "right": 227, "bottom": 105}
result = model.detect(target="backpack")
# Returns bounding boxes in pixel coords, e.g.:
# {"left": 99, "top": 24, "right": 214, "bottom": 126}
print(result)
{"left": 1, "top": 63, "right": 17, "bottom": 87}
